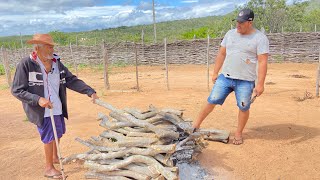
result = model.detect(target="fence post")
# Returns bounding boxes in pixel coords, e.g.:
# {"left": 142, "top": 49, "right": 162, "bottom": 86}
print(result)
{"left": 76, "top": 35, "right": 78, "bottom": 46}
{"left": 141, "top": 29, "right": 144, "bottom": 46}
{"left": 102, "top": 40, "right": 110, "bottom": 90}
{"left": 20, "top": 32, "right": 23, "bottom": 49}
{"left": 206, "top": 34, "right": 210, "bottom": 92}
{"left": 164, "top": 38, "right": 169, "bottom": 90}
{"left": 69, "top": 42, "right": 78, "bottom": 77}
{"left": 1, "top": 46, "right": 12, "bottom": 87}
{"left": 134, "top": 43, "right": 140, "bottom": 92}
{"left": 315, "top": 24, "right": 317, "bottom": 32}
{"left": 316, "top": 47, "right": 320, "bottom": 97}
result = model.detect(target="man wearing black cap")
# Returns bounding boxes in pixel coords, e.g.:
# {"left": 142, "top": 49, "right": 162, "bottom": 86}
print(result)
{"left": 193, "top": 8, "right": 269, "bottom": 145}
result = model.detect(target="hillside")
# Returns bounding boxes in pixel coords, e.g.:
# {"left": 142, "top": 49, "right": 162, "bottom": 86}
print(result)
{"left": 0, "top": 0, "right": 319, "bottom": 48}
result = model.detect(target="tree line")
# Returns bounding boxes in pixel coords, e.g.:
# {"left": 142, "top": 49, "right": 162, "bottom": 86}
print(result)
{"left": 0, "top": 0, "right": 319, "bottom": 48}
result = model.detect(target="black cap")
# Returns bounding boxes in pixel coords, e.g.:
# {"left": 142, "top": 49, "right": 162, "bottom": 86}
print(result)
{"left": 234, "top": 8, "right": 254, "bottom": 23}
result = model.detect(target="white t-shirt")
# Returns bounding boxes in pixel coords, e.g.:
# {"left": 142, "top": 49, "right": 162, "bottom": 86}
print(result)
{"left": 220, "top": 29, "right": 269, "bottom": 81}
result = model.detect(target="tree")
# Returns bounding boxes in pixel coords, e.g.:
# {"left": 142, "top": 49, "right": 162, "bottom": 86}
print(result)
{"left": 245, "top": 0, "right": 287, "bottom": 33}
{"left": 48, "top": 31, "right": 69, "bottom": 45}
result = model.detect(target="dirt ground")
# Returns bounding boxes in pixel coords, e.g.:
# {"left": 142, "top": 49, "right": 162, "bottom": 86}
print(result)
{"left": 0, "top": 63, "right": 319, "bottom": 180}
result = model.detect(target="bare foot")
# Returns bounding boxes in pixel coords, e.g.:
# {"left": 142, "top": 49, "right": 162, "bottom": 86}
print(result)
{"left": 44, "top": 167, "right": 61, "bottom": 178}
{"left": 233, "top": 137, "right": 243, "bottom": 145}
{"left": 233, "top": 133, "right": 243, "bottom": 145}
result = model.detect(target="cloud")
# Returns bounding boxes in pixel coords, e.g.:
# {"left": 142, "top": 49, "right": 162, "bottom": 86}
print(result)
{"left": 182, "top": 0, "right": 199, "bottom": 3}
{"left": 0, "top": 0, "right": 97, "bottom": 15}
{"left": 0, "top": 0, "right": 249, "bottom": 36}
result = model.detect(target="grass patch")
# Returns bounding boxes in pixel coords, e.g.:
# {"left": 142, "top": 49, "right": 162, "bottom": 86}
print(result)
{"left": 273, "top": 54, "right": 284, "bottom": 63}
{"left": 0, "top": 84, "right": 9, "bottom": 90}
{"left": 23, "top": 117, "right": 29, "bottom": 122}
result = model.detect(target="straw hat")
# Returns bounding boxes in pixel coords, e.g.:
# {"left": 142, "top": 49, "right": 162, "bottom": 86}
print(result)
{"left": 27, "top": 34, "right": 56, "bottom": 46}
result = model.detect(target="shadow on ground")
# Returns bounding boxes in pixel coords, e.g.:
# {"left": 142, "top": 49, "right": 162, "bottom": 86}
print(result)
{"left": 247, "top": 123, "right": 319, "bottom": 144}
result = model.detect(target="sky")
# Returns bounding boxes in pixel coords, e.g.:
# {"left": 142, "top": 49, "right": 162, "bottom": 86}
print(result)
{"left": 0, "top": 0, "right": 250, "bottom": 36}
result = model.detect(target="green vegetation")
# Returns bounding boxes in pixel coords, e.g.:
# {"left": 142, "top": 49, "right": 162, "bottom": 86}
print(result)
{"left": 0, "top": 84, "right": 9, "bottom": 90}
{"left": 0, "top": 0, "right": 318, "bottom": 48}
{"left": 0, "top": 65, "right": 5, "bottom": 75}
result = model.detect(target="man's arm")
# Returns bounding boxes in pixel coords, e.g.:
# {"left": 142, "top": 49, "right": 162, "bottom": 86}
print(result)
{"left": 11, "top": 61, "right": 41, "bottom": 106}
{"left": 254, "top": 53, "right": 268, "bottom": 96}
{"left": 61, "top": 62, "right": 98, "bottom": 101}
{"left": 212, "top": 46, "right": 226, "bottom": 82}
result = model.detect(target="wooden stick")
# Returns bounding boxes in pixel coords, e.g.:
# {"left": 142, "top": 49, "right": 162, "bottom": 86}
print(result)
{"left": 207, "top": 34, "right": 210, "bottom": 92}
{"left": 198, "top": 129, "right": 230, "bottom": 143}
{"left": 164, "top": 38, "right": 169, "bottom": 90}
{"left": 1, "top": 47, "right": 12, "bottom": 87}
{"left": 85, "top": 169, "right": 151, "bottom": 180}
{"left": 114, "top": 128, "right": 157, "bottom": 138}
{"left": 123, "top": 108, "right": 157, "bottom": 120}
{"left": 95, "top": 99, "right": 179, "bottom": 139}
{"left": 102, "top": 40, "right": 110, "bottom": 89}
{"left": 158, "top": 112, "right": 193, "bottom": 132}
{"left": 154, "top": 154, "right": 174, "bottom": 167}
{"left": 84, "top": 155, "right": 178, "bottom": 180}
{"left": 316, "top": 47, "right": 320, "bottom": 97}
{"left": 100, "top": 130, "right": 159, "bottom": 147}
{"left": 69, "top": 42, "right": 78, "bottom": 77}
{"left": 160, "top": 108, "right": 184, "bottom": 117}
{"left": 125, "top": 164, "right": 160, "bottom": 178}
{"left": 85, "top": 172, "right": 131, "bottom": 180}
{"left": 134, "top": 43, "right": 140, "bottom": 91}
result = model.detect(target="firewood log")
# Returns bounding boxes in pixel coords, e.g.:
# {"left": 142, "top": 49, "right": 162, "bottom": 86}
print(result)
{"left": 154, "top": 154, "right": 174, "bottom": 167}
{"left": 114, "top": 128, "right": 157, "bottom": 138}
{"left": 198, "top": 129, "right": 230, "bottom": 143}
{"left": 85, "top": 172, "right": 131, "bottom": 180}
{"left": 84, "top": 169, "right": 151, "bottom": 180}
{"left": 158, "top": 112, "right": 193, "bottom": 133}
{"left": 100, "top": 130, "right": 159, "bottom": 147}
{"left": 63, "top": 144, "right": 176, "bottom": 164}
{"left": 95, "top": 100, "right": 180, "bottom": 139}
{"left": 84, "top": 155, "right": 178, "bottom": 180}
{"left": 123, "top": 107, "right": 157, "bottom": 120}
{"left": 160, "top": 108, "right": 184, "bottom": 118}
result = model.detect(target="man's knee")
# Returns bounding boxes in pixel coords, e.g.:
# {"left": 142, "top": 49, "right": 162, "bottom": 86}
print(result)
{"left": 237, "top": 100, "right": 251, "bottom": 111}
{"left": 207, "top": 93, "right": 226, "bottom": 105}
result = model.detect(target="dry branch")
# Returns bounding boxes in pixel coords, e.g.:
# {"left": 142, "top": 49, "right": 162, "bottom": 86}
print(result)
{"left": 198, "top": 129, "right": 230, "bottom": 143}
{"left": 85, "top": 169, "right": 151, "bottom": 180}
{"left": 95, "top": 100, "right": 180, "bottom": 139}
{"left": 84, "top": 155, "right": 178, "bottom": 180}
{"left": 85, "top": 172, "right": 131, "bottom": 180}
{"left": 123, "top": 107, "right": 157, "bottom": 120}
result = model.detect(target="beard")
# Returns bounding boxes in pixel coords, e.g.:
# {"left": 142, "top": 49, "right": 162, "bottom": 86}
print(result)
{"left": 46, "top": 54, "right": 53, "bottom": 60}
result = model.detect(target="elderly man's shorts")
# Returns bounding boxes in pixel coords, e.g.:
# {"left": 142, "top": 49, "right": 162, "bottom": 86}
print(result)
{"left": 37, "top": 114, "right": 66, "bottom": 144}
{"left": 207, "top": 74, "right": 255, "bottom": 111}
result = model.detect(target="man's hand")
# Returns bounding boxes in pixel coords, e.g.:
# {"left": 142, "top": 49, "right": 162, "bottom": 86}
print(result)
{"left": 91, "top": 93, "right": 99, "bottom": 103}
{"left": 38, "top": 97, "right": 53, "bottom": 109}
{"left": 212, "top": 73, "right": 219, "bottom": 84}
{"left": 253, "top": 84, "right": 264, "bottom": 97}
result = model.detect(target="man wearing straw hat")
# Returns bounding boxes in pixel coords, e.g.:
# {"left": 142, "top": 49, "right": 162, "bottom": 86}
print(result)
{"left": 11, "top": 34, "right": 99, "bottom": 179}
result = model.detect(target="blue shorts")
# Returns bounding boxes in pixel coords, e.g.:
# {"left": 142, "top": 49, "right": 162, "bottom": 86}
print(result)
{"left": 37, "top": 114, "right": 66, "bottom": 144}
{"left": 207, "top": 74, "right": 255, "bottom": 111}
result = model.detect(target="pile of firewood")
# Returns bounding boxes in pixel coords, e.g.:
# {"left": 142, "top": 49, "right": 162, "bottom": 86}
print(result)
{"left": 63, "top": 99, "right": 229, "bottom": 180}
